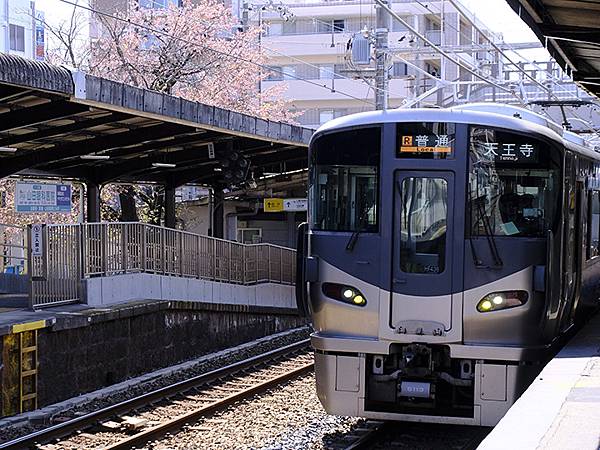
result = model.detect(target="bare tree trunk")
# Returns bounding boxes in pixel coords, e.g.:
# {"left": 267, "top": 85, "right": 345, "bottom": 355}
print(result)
{"left": 119, "top": 186, "right": 138, "bottom": 222}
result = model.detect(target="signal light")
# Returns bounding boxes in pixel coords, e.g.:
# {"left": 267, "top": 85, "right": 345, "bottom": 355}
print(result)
{"left": 322, "top": 283, "right": 367, "bottom": 307}
{"left": 477, "top": 291, "right": 528, "bottom": 313}
{"left": 218, "top": 147, "right": 250, "bottom": 188}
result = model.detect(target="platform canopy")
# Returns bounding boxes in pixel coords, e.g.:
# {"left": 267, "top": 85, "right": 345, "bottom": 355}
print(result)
{"left": 506, "top": 0, "right": 600, "bottom": 98}
{"left": 0, "top": 54, "right": 311, "bottom": 187}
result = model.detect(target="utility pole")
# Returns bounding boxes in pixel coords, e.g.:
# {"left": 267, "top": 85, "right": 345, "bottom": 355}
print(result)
{"left": 374, "top": 0, "right": 390, "bottom": 110}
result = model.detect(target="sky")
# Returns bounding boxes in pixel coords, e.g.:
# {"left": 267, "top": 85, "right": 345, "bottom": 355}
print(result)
{"left": 458, "top": 0, "right": 550, "bottom": 61}
{"left": 459, "top": 0, "right": 536, "bottom": 42}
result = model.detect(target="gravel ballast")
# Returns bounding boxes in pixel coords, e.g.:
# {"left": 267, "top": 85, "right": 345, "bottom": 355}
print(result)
{"left": 0, "top": 326, "right": 311, "bottom": 444}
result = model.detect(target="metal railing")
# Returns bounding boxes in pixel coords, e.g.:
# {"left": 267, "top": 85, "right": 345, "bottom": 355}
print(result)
{"left": 30, "top": 224, "right": 81, "bottom": 308}
{"left": 0, "top": 223, "right": 27, "bottom": 275}
{"left": 30, "top": 222, "right": 296, "bottom": 308}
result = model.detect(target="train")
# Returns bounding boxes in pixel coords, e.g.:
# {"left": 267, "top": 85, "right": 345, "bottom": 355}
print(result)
{"left": 295, "top": 103, "right": 600, "bottom": 426}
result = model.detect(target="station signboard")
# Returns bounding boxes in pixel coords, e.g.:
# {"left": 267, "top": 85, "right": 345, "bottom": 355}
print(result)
{"left": 15, "top": 182, "right": 72, "bottom": 213}
{"left": 35, "top": 11, "right": 45, "bottom": 61}
{"left": 264, "top": 198, "right": 284, "bottom": 212}
{"left": 31, "top": 224, "right": 43, "bottom": 256}
{"left": 283, "top": 198, "right": 308, "bottom": 212}
{"left": 264, "top": 198, "right": 307, "bottom": 212}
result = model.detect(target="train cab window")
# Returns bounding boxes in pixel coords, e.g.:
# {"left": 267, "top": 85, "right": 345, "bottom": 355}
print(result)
{"left": 310, "top": 127, "right": 380, "bottom": 232}
{"left": 400, "top": 177, "right": 447, "bottom": 274}
{"left": 586, "top": 191, "right": 600, "bottom": 259}
{"left": 469, "top": 127, "right": 561, "bottom": 238}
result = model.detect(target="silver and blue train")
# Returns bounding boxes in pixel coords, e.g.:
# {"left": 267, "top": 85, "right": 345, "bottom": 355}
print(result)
{"left": 296, "top": 103, "right": 600, "bottom": 426}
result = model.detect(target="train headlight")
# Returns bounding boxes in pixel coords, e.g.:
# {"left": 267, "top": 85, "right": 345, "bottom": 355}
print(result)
{"left": 343, "top": 288, "right": 355, "bottom": 299}
{"left": 477, "top": 291, "right": 528, "bottom": 313}
{"left": 322, "top": 283, "right": 367, "bottom": 307}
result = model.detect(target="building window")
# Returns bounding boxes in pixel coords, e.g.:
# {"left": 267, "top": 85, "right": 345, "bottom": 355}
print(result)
{"left": 319, "top": 64, "right": 335, "bottom": 79}
{"left": 333, "top": 19, "right": 345, "bottom": 32}
{"left": 268, "top": 22, "right": 282, "bottom": 36}
{"left": 237, "top": 228, "right": 262, "bottom": 244}
{"left": 282, "top": 65, "right": 296, "bottom": 80}
{"left": 392, "top": 62, "right": 408, "bottom": 77}
{"left": 333, "top": 64, "right": 345, "bottom": 79}
{"left": 282, "top": 21, "right": 297, "bottom": 35}
{"left": 140, "top": 0, "right": 179, "bottom": 8}
{"left": 392, "top": 17, "right": 409, "bottom": 32}
{"left": 317, "top": 19, "right": 345, "bottom": 33}
{"left": 9, "top": 24, "right": 25, "bottom": 52}
{"left": 266, "top": 66, "right": 283, "bottom": 81}
{"left": 426, "top": 62, "right": 440, "bottom": 78}
{"left": 319, "top": 109, "right": 334, "bottom": 124}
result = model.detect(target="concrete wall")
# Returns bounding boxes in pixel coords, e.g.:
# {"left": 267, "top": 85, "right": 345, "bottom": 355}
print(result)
{"left": 34, "top": 301, "right": 305, "bottom": 408}
{"left": 84, "top": 273, "right": 295, "bottom": 309}
{"left": 179, "top": 202, "right": 238, "bottom": 236}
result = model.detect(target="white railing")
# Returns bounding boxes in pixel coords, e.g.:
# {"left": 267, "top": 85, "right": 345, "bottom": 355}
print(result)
{"left": 0, "top": 223, "right": 27, "bottom": 275}
{"left": 30, "top": 222, "right": 296, "bottom": 308}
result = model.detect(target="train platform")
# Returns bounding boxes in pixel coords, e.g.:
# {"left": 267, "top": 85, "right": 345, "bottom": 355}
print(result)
{"left": 479, "top": 313, "right": 600, "bottom": 450}
{"left": 0, "top": 304, "right": 91, "bottom": 336}
{"left": 0, "top": 299, "right": 304, "bottom": 420}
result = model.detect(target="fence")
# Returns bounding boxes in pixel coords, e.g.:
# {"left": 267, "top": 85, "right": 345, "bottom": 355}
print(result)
{"left": 0, "top": 223, "right": 27, "bottom": 275}
{"left": 30, "top": 222, "right": 296, "bottom": 308}
{"left": 0, "top": 224, "right": 29, "bottom": 301}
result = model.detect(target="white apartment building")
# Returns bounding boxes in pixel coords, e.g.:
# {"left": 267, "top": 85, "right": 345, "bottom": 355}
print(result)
{"left": 249, "top": 0, "right": 500, "bottom": 128}
{"left": 1, "top": 0, "right": 45, "bottom": 60}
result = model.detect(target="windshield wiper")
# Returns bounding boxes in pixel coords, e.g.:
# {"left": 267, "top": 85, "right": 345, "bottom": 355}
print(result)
{"left": 473, "top": 195, "right": 503, "bottom": 268}
{"left": 468, "top": 192, "right": 483, "bottom": 267}
{"left": 346, "top": 202, "right": 372, "bottom": 252}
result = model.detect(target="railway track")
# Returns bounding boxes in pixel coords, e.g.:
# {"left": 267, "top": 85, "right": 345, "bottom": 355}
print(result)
{"left": 0, "top": 339, "right": 312, "bottom": 450}
{"left": 338, "top": 420, "right": 491, "bottom": 450}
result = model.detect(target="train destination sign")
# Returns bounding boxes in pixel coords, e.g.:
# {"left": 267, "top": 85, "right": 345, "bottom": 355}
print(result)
{"left": 15, "top": 182, "right": 72, "bottom": 213}
{"left": 399, "top": 134, "right": 453, "bottom": 154}
{"left": 481, "top": 141, "right": 539, "bottom": 163}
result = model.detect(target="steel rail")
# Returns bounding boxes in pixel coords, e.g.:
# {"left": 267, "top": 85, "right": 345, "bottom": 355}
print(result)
{"left": 343, "top": 421, "right": 388, "bottom": 450}
{"left": 0, "top": 339, "right": 311, "bottom": 450}
{"left": 105, "top": 360, "right": 314, "bottom": 450}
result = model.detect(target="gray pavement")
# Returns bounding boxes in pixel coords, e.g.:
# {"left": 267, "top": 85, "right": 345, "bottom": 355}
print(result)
{"left": 479, "top": 314, "right": 600, "bottom": 450}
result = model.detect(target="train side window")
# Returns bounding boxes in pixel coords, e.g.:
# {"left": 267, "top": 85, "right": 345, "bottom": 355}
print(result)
{"left": 586, "top": 191, "right": 600, "bottom": 259}
{"left": 399, "top": 177, "right": 447, "bottom": 274}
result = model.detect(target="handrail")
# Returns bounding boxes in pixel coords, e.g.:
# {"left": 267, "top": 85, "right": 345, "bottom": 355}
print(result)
{"left": 31, "top": 222, "right": 296, "bottom": 307}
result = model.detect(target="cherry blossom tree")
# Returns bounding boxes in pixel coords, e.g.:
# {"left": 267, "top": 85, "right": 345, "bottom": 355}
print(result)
{"left": 1, "top": 0, "right": 298, "bottom": 227}
{"left": 90, "top": 0, "right": 297, "bottom": 122}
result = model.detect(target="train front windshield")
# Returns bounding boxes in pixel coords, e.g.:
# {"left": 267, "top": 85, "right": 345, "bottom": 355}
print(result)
{"left": 309, "top": 127, "right": 381, "bottom": 232}
{"left": 469, "top": 127, "right": 561, "bottom": 237}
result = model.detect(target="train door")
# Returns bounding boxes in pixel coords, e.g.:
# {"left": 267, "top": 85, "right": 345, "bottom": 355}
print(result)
{"left": 560, "top": 155, "right": 581, "bottom": 331}
{"left": 561, "top": 178, "right": 583, "bottom": 330}
{"left": 390, "top": 171, "right": 460, "bottom": 340}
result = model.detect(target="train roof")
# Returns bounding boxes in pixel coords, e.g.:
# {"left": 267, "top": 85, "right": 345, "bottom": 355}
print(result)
{"left": 314, "top": 103, "right": 600, "bottom": 161}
